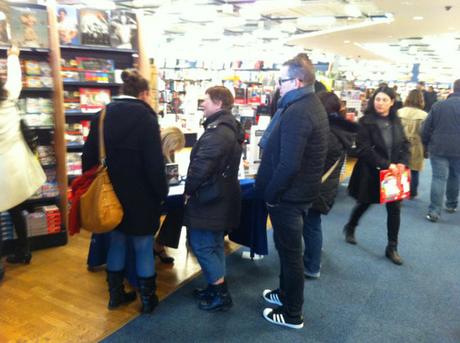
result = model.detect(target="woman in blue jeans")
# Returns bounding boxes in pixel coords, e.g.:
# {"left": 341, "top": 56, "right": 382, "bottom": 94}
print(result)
{"left": 82, "top": 70, "right": 167, "bottom": 313}
{"left": 184, "top": 86, "right": 243, "bottom": 312}
{"left": 303, "top": 92, "right": 358, "bottom": 278}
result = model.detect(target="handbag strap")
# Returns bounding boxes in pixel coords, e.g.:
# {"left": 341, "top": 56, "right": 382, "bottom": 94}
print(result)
{"left": 98, "top": 108, "right": 107, "bottom": 166}
{"left": 321, "top": 157, "right": 341, "bottom": 184}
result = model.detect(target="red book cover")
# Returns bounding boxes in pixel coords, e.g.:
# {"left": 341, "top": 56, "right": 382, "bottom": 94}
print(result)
{"left": 379, "top": 169, "right": 411, "bottom": 204}
{"left": 79, "top": 88, "right": 111, "bottom": 113}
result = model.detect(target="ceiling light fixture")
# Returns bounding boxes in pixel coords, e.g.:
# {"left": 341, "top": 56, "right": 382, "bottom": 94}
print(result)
{"left": 412, "top": 16, "right": 424, "bottom": 20}
{"left": 344, "top": 4, "right": 362, "bottom": 18}
{"left": 297, "top": 16, "right": 336, "bottom": 27}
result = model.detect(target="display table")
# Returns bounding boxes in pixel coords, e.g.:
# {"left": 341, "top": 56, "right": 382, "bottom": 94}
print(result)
{"left": 86, "top": 178, "right": 268, "bottom": 284}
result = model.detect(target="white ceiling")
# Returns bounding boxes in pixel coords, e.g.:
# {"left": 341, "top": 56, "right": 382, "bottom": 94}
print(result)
{"left": 56, "top": 0, "right": 460, "bottom": 73}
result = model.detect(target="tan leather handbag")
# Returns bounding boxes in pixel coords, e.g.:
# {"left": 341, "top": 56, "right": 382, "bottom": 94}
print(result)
{"left": 80, "top": 108, "right": 123, "bottom": 233}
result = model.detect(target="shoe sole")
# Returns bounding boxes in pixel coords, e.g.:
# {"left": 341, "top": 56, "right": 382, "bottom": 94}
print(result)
{"left": 262, "top": 309, "right": 304, "bottom": 329}
{"left": 262, "top": 290, "right": 283, "bottom": 306}
{"left": 426, "top": 215, "right": 438, "bottom": 222}
{"left": 198, "top": 303, "right": 233, "bottom": 312}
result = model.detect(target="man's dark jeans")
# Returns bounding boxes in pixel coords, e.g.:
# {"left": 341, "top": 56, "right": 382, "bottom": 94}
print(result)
{"left": 268, "top": 202, "right": 311, "bottom": 317}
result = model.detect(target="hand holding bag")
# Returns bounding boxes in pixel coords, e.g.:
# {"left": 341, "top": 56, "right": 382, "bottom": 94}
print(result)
{"left": 79, "top": 108, "right": 123, "bottom": 233}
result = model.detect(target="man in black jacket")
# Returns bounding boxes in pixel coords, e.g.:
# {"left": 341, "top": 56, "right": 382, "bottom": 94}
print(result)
{"left": 256, "top": 57, "right": 329, "bottom": 329}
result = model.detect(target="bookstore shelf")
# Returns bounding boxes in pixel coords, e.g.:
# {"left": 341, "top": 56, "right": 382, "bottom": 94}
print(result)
{"left": 25, "top": 196, "right": 60, "bottom": 207}
{"left": 60, "top": 45, "right": 138, "bottom": 54}
{"left": 66, "top": 144, "right": 84, "bottom": 152}
{"left": 63, "top": 81, "right": 123, "bottom": 87}
{"left": 21, "top": 87, "right": 53, "bottom": 92}
{"left": 65, "top": 111, "right": 96, "bottom": 117}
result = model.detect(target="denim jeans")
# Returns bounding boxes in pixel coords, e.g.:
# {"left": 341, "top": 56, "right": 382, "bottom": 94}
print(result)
{"left": 268, "top": 202, "right": 311, "bottom": 317}
{"left": 302, "top": 208, "right": 322, "bottom": 277}
{"left": 429, "top": 155, "right": 460, "bottom": 217}
{"left": 107, "top": 230, "right": 155, "bottom": 278}
{"left": 188, "top": 228, "right": 225, "bottom": 284}
{"left": 410, "top": 170, "right": 419, "bottom": 197}
{"left": 348, "top": 201, "right": 401, "bottom": 244}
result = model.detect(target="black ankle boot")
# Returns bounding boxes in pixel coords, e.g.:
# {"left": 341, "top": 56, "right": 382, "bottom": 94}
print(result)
{"left": 106, "top": 270, "right": 137, "bottom": 310}
{"left": 198, "top": 281, "right": 233, "bottom": 312}
{"left": 343, "top": 224, "right": 357, "bottom": 245}
{"left": 385, "top": 243, "right": 403, "bottom": 265}
{"left": 138, "top": 275, "right": 159, "bottom": 314}
{"left": 0, "top": 264, "right": 4, "bottom": 282}
{"left": 193, "top": 284, "right": 212, "bottom": 300}
{"left": 6, "top": 252, "right": 32, "bottom": 264}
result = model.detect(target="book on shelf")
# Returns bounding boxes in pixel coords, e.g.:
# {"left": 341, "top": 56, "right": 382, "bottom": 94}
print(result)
{"left": 79, "top": 87, "right": 110, "bottom": 113}
{"left": 64, "top": 90, "right": 81, "bottom": 111}
{"left": 21, "top": 59, "right": 53, "bottom": 88}
{"left": 67, "top": 152, "right": 82, "bottom": 176}
{"left": 10, "top": 5, "right": 49, "bottom": 49}
{"left": 79, "top": 8, "right": 110, "bottom": 46}
{"left": 61, "top": 57, "right": 115, "bottom": 83}
{"left": 57, "top": 5, "right": 80, "bottom": 46}
{"left": 109, "top": 10, "right": 138, "bottom": 50}
{"left": 36, "top": 145, "right": 56, "bottom": 166}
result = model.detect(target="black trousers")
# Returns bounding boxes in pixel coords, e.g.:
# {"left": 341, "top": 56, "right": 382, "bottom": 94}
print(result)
{"left": 268, "top": 202, "right": 311, "bottom": 317}
{"left": 0, "top": 202, "right": 30, "bottom": 257}
{"left": 156, "top": 207, "right": 184, "bottom": 249}
{"left": 348, "top": 201, "right": 401, "bottom": 244}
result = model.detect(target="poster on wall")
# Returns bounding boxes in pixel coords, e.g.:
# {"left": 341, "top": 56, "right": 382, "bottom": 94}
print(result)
{"left": 10, "top": 6, "right": 49, "bottom": 48}
{"left": 57, "top": 5, "right": 80, "bottom": 45}
{"left": 79, "top": 9, "right": 110, "bottom": 46}
{"left": 109, "top": 10, "right": 137, "bottom": 50}
{"left": 0, "top": 3, "right": 10, "bottom": 46}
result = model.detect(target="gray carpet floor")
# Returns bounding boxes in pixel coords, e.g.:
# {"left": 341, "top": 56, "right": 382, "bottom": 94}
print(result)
{"left": 103, "top": 165, "right": 460, "bottom": 343}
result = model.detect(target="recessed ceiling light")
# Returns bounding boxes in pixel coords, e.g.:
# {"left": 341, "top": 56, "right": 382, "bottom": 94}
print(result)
{"left": 344, "top": 40, "right": 351, "bottom": 43}
{"left": 413, "top": 16, "right": 424, "bottom": 20}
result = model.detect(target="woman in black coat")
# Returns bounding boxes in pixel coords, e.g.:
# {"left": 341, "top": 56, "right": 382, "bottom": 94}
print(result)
{"left": 184, "top": 86, "right": 244, "bottom": 312}
{"left": 303, "top": 92, "right": 359, "bottom": 279}
{"left": 82, "top": 70, "right": 168, "bottom": 313}
{"left": 344, "top": 86, "right": 410, "bottom": 265}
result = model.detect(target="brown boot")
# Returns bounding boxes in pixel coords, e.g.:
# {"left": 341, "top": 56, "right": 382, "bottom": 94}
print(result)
{"left": 385, "top": 243, "right": 403, "bottom": 265}
{"left": 343, "top": 224, "right": 357, "bottom": 245}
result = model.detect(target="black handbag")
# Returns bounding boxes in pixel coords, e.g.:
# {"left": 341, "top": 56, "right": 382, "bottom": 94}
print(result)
{"left": 20, "top": 119, "right": 39, "bottom": 153}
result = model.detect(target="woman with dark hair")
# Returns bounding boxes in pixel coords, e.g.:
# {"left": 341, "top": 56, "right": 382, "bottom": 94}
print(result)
{"left": 82, "top": 69, "right": 168, "bottom": 313}
{"left": 397, "top": 90, "right": 427, "bottom": 198}
{"left": 184, "top": 86, "right": 244, "bottom": 312}
{"left": 0, "top": 46, "right": 46, "bottom": 281}
{"left": 302, "top": 91, "right": 359, "bottom": 278}
{"left": 344, "top": 86, "right": 410, "bottom": 265}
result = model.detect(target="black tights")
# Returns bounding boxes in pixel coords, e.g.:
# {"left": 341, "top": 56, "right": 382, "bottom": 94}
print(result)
{"left": 0, "top": 202, "right": 30, "bottom": 257}
{"left": 347, "top": 201, "right": 401, "bottom": 244}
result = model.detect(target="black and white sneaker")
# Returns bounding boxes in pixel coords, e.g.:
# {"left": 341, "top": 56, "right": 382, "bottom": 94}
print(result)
{"left": 262, "top": 289, "right": 283, "bottom": 306}
{"left": 263, "top": 307, "right": 304, "bottom": 329}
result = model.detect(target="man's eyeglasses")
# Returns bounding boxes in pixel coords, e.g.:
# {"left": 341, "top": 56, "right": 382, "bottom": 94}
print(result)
{"left": 278, "top": 77, "right": 295, "bottom": 86}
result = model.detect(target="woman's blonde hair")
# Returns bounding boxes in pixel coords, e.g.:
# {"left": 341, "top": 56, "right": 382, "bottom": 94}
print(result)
{"left": 161, "top": 127, "right": 185, "bottom": 163}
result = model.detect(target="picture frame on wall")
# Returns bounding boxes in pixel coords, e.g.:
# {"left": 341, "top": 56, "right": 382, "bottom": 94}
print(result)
{"left": 79, "top": 8, "right": 110, "bottom": 46}
{"left": 110, "top": 10, "right": 138, "bottom": 50}
{"left": 57, "top": 5, "right": 80, "bottom": 45}
{"left": 10, "top": 6, "right": 49, "bottom": 49}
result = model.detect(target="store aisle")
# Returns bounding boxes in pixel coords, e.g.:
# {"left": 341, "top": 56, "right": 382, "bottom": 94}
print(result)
{"left": 103, "top": 165, "right": 460, "bottom": 343}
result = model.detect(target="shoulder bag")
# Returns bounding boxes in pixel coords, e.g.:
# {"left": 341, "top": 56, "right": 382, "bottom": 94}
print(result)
{"left": 79, "top": 108, "right": 124, "bottom": 233}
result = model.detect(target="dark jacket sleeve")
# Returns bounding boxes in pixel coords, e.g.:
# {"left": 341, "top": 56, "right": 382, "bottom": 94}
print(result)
{"left": 82, "top": 115, "right": 100, "bottom": 172}
{"left": 264, "top": 107, "right": 313, "bottom": 204}
{"left": 355, "top": 122, "right": 390, "bottom": 170}
{"left": 395, "top": 121, "right": 410, "bottom": 166}
{"left": 421, "top": 109, "right": 434, "bottom": 146}
{"left": 185, "top": 126, "right": 232, "bottom": 196}
{"left": 141, "top": 115, "right": 168, "bottom": 202}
